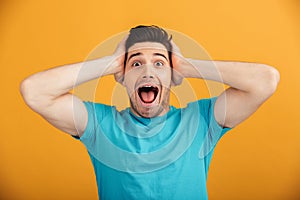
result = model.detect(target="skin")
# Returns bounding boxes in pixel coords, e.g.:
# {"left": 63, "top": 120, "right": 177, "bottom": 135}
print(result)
{"left": 20, "top": 35, "right": 280, "bottom": 137}
{"left": 171, "top": 41, "right": 280, "bottom": 127}
{"left": 122, "top": 42, "right": 172, "bottom": 118}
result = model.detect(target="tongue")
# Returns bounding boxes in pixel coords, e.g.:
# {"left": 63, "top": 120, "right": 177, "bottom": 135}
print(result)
{"left": 141, "top": 91, "right": 155, "bottom": 103}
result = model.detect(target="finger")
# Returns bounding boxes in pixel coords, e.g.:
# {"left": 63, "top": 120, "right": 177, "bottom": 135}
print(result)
{"left": 114, "top": 34, "right": 129, "bottom": 56}
{"left": 171, "top": 40, "right": 181, "bottom": 54}
{"left": 119, "top": 34, "right": 129, "bottom": 46}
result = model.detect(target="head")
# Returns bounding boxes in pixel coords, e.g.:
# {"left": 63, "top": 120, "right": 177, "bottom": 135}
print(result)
{"left": 121, "top": 25, "right": 173, "bottom": 118}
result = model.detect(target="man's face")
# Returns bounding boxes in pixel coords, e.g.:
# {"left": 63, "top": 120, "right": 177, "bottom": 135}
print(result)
{"left": 123, "top": 42, "right": 172, "bottom": 118}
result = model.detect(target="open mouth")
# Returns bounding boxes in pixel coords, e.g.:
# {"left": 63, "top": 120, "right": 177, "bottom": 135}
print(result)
{"left": 138, "top": 85, "right": 159, "bottom": 104}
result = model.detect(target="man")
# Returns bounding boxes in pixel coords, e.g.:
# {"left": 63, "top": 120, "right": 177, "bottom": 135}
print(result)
{"left": 20, "top": 25, "right": 279, "bottom": 199}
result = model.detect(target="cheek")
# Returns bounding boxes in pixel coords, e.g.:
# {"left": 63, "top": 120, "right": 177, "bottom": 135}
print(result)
{"left": 123, "top": 71, "right": 138, "bottom": 96}
{"left": 157, "top": 69, "right": 172, "bottom": 86}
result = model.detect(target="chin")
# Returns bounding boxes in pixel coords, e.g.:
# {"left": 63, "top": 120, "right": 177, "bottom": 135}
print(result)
{"left": 139, "top": 106, "right": 165, "bottom": 118}
{"left": 130, "top": 96, "right": 169, "bottom": 118}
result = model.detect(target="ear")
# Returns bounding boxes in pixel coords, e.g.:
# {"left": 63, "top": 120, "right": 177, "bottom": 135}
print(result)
{"left": 171, "top": 71, "right": 176, "bottom": 87}
{"left": 171, "top": 68, "right": 183, "bottom": 87}
{"left": 114, "top": 72, "right": 125, "bottom": 86}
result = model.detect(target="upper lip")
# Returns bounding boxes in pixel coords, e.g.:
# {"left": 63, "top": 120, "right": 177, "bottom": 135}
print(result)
{"left": 135, "top": 82, "right": 160, "bottom": 91}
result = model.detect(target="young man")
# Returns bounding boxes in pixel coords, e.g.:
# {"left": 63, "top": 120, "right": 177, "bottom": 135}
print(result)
{"left": 20, "top": 25, "right": 280, "bottom": 199}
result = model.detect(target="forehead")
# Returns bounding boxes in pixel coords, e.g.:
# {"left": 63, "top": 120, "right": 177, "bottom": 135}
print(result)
{"left": 127, "top": 42, "right": 168, "bottom": 56}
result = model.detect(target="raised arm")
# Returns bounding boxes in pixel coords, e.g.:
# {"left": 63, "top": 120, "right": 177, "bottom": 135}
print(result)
{"left": 172, "top": 42, "right": 280, "bottom": 128}
{"left": 20, "top": 37, "right": 126, "bottom": 137}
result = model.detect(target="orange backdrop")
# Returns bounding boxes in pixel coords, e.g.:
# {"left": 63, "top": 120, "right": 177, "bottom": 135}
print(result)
{"left": 1, "top": 0, "right": 299, "bottom": 199}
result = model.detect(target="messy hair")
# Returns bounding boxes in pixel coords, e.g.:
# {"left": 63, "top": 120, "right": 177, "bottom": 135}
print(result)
{"left": 124, "top": 25, "right": 173, "bottom": 68}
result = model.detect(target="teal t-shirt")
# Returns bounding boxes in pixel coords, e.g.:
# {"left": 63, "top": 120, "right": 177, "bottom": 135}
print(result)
{"left": 78, "top": 97, "right": 231, "bottom": 200}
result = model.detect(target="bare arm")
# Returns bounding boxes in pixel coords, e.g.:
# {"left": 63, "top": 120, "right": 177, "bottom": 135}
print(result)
{"left": 20, "top": 37, "right": 126, "bottom": 137}
{"left": 172, "top": 43, "right": 280, "bottom": 128}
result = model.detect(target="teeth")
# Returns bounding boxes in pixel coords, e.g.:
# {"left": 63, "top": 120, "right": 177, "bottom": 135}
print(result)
{"left": 136, "top": 85, "right": 156, "bottom": 91}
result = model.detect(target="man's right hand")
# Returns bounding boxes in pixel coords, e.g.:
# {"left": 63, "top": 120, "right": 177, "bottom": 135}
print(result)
{"left": 109, "top": 35, "right": 128, "bottom": 84}
{"left": 20, "top": 35, "right": 128, "bottom": 137}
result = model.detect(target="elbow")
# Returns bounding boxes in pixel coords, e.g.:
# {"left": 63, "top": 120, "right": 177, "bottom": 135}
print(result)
{"left": 256, "top": 65, "right": 280, "bottom": 99}
{"left": 264, "top": 65, "right": 280, "bottom": 94}
{"left": 20, "top": 76, "right": 46, "bottom": 110}
{"left": 20, "top": 77, "right": 36, "bottom": 108}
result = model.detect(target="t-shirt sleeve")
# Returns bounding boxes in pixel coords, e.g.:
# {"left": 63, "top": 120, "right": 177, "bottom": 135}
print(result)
{"left": 191, "top": 97, "right": 233, "bottom": 175}
{"left": 77, "top": 101, "right": 111, "bottom": 141}
{"left": 201, "top": 96, "right": 231, "bottom": 136}
{"left": 197, "top": 96, "right": 232, "bottom": 158}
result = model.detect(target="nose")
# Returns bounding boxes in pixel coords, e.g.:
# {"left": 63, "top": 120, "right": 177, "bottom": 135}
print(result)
{"left": 142, "top": 64, "right": 154, "bottom": 79}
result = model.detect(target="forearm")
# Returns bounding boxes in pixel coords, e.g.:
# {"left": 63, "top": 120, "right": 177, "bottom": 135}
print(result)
{"left": 20, "top": 55, "right": 115, "bottom": 105}
{"left": 184, "top": 59, "right": 280, "bottom": 95}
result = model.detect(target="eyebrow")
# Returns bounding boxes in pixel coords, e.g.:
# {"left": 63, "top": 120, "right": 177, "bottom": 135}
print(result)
{"left": 127, "top": 52, "right": 169, "bottom": 62}
{"left": 153, "top": 53, "right": 168, "bottom": 61}
{"left": 128, "top": 52, "right": 141, "bottom": 62}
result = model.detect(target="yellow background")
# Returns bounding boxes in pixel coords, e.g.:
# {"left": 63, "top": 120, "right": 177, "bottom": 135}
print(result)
{"left": 1, "top": 0, "right": 299, "bottom": 199}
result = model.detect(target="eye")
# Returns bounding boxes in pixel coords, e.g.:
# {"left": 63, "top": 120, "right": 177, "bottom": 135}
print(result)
{"left": 132, "top": 61, "right": 142, "bottom": 67}
{"left": 154, "top": 61, "right": 164, "bottom": 67}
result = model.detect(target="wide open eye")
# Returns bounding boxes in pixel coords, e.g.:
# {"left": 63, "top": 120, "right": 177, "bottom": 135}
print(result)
{"left": 132, "top": 61, "right": 142, "bottom": 67}
{"left": 154, "top": 61, "right": 164, "bottom": 67}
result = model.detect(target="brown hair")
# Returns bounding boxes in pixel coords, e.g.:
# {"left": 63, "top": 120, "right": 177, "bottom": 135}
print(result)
{"left": 124, "top": 25, "right": 173, "bottom": 68}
